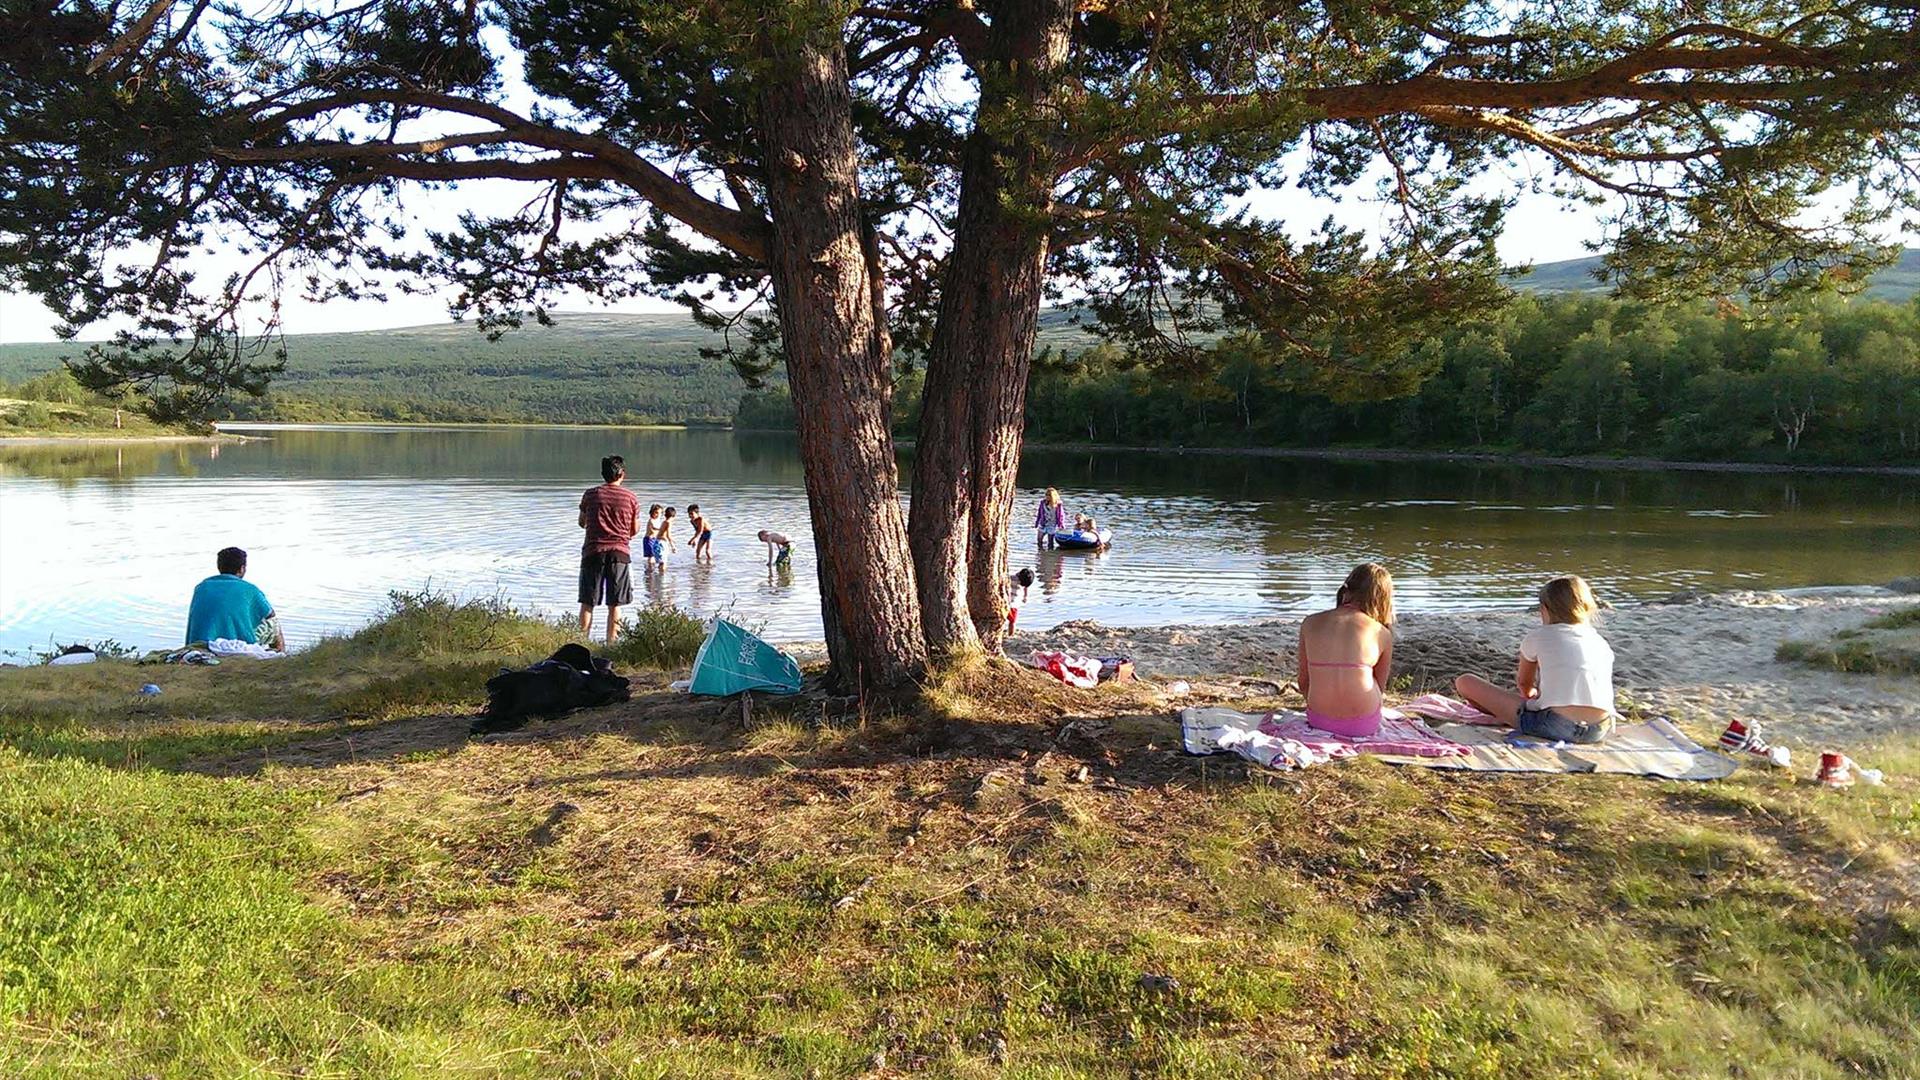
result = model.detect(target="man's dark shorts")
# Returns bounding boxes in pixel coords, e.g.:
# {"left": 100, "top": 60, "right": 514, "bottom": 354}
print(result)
{"left": 579, "top": 551, "right": 633, "bottom": 606}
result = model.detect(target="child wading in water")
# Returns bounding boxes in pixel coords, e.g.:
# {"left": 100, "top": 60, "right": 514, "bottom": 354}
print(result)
{"left": 659, "top": 507, "right": 678, "bottom": 563}
{"left": 642, "top": 504, "right": 667, "bottom": 570}
{"left": 758, "top": 529, "right": 792, "bottom": 568}
{"left": 687, "top": 505, "right": 714, "bottom": 564}
{"left": 1454, "top": 575, "right": 1616, "bottom": 744}
{"left": 1035, "top": 488, "right": 1065, "bottom": 545}
{"left": 1297, "top": 563, "right": 1395, "bottom": 738}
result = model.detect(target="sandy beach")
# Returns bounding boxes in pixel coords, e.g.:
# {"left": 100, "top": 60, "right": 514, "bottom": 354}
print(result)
{"left": 1007, "top": 589, "right": 1920, "bottom": 748}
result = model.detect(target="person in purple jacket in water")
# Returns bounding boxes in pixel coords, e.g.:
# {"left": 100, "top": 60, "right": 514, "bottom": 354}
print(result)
{"left": 1034, "top": 487, "right": 1066, "bottom": 546}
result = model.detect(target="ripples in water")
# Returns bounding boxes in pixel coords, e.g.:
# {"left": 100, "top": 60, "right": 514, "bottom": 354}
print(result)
{"left": 2, "top": 426, "right": 1915, "bottom": 654}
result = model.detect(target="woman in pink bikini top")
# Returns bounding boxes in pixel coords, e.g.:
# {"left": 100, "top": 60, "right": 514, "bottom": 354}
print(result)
{"left": 1296, "top": 563, "right": 1396, "bottom": 738}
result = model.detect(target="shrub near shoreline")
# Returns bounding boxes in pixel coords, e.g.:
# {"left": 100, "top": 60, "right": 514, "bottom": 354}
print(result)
{"left": 1778, "top": 607, "right": 1920, "bottom": 675}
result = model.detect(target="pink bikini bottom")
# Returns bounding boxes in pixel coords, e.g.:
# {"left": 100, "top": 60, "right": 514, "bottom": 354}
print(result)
{"left": 1304, "top": 707, "right": 1384, "bottom": 739}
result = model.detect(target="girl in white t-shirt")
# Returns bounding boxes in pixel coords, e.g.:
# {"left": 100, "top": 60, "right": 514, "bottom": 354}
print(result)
{"left": 1454, "top": 575, "right": 1616, "bottom": 744}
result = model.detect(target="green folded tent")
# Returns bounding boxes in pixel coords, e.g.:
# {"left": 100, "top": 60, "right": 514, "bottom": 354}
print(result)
{"left": 688, "top": 619, "right": 803, "bottom": 696}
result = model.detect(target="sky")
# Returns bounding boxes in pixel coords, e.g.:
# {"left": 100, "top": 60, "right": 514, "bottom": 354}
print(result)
{"left": 7, "top": 11, "right": 1916, "bottom": 348}
{"left": 0, "top": 176, "right": 1623, "bottom": 344}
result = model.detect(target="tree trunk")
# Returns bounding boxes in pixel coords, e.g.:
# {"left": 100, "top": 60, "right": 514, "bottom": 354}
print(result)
{"left": 757, "top": 13, "right": 927, "bottom": 691}
{"left": 908, "top": 0, "right": 1074, "bottom": 656}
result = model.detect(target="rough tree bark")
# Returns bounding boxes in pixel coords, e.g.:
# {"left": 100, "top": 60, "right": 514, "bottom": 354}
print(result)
{"left": 758, "top": 14, "right": 928, "bottom": 690}
{"left": 908, "top": 0, "right": 1074, "bottom": 657}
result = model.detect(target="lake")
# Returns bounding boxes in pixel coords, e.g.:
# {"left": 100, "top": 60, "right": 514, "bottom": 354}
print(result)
{"left": 2, "top": 424, "right": 1915, "bottom": 656}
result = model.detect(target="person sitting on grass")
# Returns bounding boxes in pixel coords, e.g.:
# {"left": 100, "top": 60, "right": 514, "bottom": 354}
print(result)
{"left": 185, "top": 546, "right": 286, "bottom": 651}
{"left": 1296, "top": 562, "right": 1394, "bottom": 738}
{"left": 1453, "top": 574, "right": 1617, "bottom": 745}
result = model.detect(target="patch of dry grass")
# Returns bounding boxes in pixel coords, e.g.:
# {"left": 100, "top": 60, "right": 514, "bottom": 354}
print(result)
{"left": 1776, "top": 603, "right": 1920, "bottom": 675}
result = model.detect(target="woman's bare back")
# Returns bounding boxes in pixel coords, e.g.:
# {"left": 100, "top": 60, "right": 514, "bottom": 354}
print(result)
{"left": 1298, "top": 608, "right": 1392, "bottom": 719}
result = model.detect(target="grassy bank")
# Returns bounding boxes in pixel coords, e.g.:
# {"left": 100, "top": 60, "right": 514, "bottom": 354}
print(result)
{"left": 0, "top": 396, "right": 200, "bottom": 440}
{"left": 1779, "top": 607, "right": 1920, "bottom": 675}
{"left": 2, "top": 607, "right": 1916, "bottom": 1077}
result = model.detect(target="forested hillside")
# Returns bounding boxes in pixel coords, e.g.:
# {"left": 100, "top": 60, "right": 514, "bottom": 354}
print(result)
{"left": 1510, "top": 248, "right": 1920, "bottom": 302}
{"left": 3, "top": 253, "right": 1917, "bottom": 443}
{"left": 739, "top": 292, "right": 1920, "bottom": 466}
{"left": 0, "top": 313, "right": 753, "bottom": 425}
{"left": 1018, "top": 292, "right": 1920, "bottom": 465}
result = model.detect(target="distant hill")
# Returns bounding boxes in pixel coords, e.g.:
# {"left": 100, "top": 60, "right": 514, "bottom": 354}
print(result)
{"left": 0, "top": 312, "right": 757, "bottom": 425}
{"left": 1, "top": 250, "right": 1913, "bottom": 424}
{"left": 1510, "top": 248, "right": 1920, "bottom": 302}
{"left": 0, "top": 306, "right": 1102, "bottom": 425}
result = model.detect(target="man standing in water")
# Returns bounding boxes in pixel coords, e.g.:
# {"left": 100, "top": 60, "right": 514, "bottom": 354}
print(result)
{"left": 578, "top": 455, "right": 640, "bottom": 642}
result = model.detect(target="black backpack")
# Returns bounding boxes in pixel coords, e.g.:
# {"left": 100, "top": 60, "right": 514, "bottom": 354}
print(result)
{"left": 472, "top": 643, "right": 631, "bottom": 734}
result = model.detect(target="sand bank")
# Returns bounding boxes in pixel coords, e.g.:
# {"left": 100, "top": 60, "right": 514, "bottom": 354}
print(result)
{"left": 1012, "top": 590, "right": 1920, "bottom": 748}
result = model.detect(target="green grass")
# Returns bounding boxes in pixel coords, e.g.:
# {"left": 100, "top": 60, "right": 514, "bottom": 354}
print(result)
{"left": 0, "top": 396, "right": 190, "bottom": 438}
{"left": 0, "top": 313, "right": 764, "bottom": 427}
{"left": 0, "top": 589, "right": 655, "bottom": 770}
{"left": 1, "top": 644, "right": 1916, "bottom": 1076}
{"left": 1777, "top": 602, "right": 1920, "bottom": 675}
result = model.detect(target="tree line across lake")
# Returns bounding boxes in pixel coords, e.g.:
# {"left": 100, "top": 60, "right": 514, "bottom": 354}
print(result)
{"left": 738, "top": 293, "right": 1920, "bottom": 466}
{"left": 10, "top": 289, "right": 1918, "bottom": 468}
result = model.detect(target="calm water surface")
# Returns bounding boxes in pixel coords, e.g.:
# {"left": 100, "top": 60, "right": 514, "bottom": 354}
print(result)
{"left": 2, "top": 424, "right": 1915, "bottom": 654}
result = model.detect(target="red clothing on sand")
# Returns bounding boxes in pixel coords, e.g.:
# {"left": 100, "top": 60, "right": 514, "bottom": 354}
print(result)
{"left": 581, "top": 484, "right": 640, "bottom": 555}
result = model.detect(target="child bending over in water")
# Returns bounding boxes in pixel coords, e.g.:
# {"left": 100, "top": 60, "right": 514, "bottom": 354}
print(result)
{"left": 1454, "top": 575, "right": 1616, "bottom": 745}
{"left": 1005, "top": 567, "right": 1035, "bottom": 634}
{"left": 687, "top": 505, "right": 714, "bottom": 564}
{"left": 758, "top": 529, "right": 792, "bottom": 568}
{"left": 1297, "top": 563, "right": 1394, "bottom": 738}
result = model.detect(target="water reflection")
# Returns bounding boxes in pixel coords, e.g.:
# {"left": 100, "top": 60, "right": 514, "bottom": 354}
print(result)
{"left": 1, "top": 425, "right": 1916, "bottom": 654}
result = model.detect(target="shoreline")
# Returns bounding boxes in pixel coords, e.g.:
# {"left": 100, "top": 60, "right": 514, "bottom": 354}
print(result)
{"left": 775, "top": 588, "right": 1920, "bottom": 748}
{"left": 0, "top": 432, "right": 247, "bottom": 447}
{"left": 217, "top": 420, "right": 713, "bottom": 434}
{"left": 19, "top": 417, "right": 1910, "bottom": 477}
{"left": 9, "top": 588, "right": 1915, "bottom": 746}
{"left": 779, "top": 429, "right": 1920, "bottom": 477}
{"left": 1004, "top": 589, "right": 1920, "bottom": 748}
{"left": 1012, "top": 440, "right": 1920, "bottom": 478}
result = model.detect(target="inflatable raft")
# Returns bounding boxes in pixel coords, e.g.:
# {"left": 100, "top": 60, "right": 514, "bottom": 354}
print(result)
{"left": 1050, "top": 527, "right": 1113, "bottom": 551}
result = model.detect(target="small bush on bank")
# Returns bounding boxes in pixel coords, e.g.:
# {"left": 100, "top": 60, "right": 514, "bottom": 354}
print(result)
{"left": 1776, "top": 605, "right": 1920, "bottom": 674}
{"left": 11, "top": 368, "right": 90, "bottom": 404}
{"left": 318, "top": 589, "right": 573, "bottom": 662}
{"left": 28, "top": 639, "right": 140, "bottom": 664}
{"left": 1866, "top": 607, "right": 1920, "bottom": 631}
{"left": 3, "top": 401, "right": 55, "bottom": 428}
{"left": 606, "top": 604, "right": 706, "bottom": 669}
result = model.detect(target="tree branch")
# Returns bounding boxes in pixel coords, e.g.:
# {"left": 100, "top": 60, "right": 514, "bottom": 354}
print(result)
{"left": 248, "top": 88, "right": 770, "bottom": 259}
{"left": 211, "top": 131, "right": 517, "bottom": 162}
{"left": 86, "top": 0, "right": 179, "bottom": 74}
